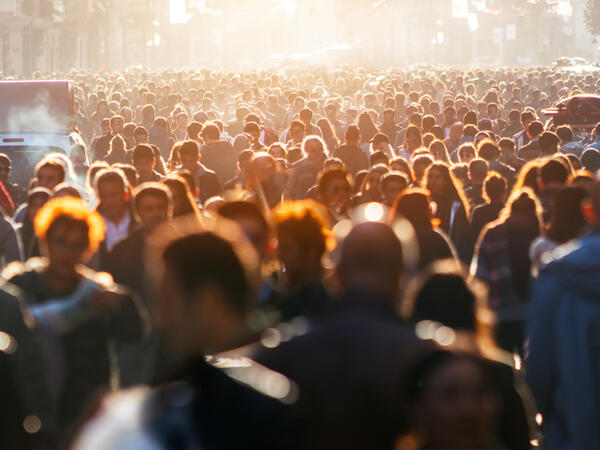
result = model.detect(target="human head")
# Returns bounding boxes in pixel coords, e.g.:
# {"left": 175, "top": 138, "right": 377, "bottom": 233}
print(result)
{"left": 35, "top": 197, "right": 105, "bottom": 274}
{"left": 110, "top": 115, "right": 124, "bottom": 134}
{"left": 539, "top": 131, "right": 559, "bottom": 156}
{"left": 539, "top": 158, "right": 568, "bottom": 190}
{"left": 162, "top": 174, "right": 199, "bottom": 217}
{"left": 458, "top": 144, "right": 476, "bottom": 163}
{"left": 345, "top": 125, "right": 360, "bottom": 145}
{"left": 337, "top": 221, "right": 404, "bottom": 299}
{"left": 302, "top": 136, "right": 326, "bottom": 164}
{"left": 134, "top": 182, "right": 173, "bottom": 231}
{"left": 35, "top": 157, "right": 66, "bottom": 190}
{"left": 477, "top": 140, "right": 500, "bottom": 162}
{"left": 153, "top": 220, "right": 259, "bottom": 356}
{"left": 546, "top": 186, "right": 588, "bottom": 244}
{"left": 290, "top": 120, "right": 306, "bottom": 143}
{"left": 218, "top": 201, "right": 271, "bottom": 261}
{"left": 132, "top": 144, "right": 156, "bottom": 178}
{"left": 556, "top": 125, "right": 574, "bottom": 145}
{"left": 200, "top": 122, "right": 221, "bottom": 142}
{"left": 179, "top": 140, "right": 200, "bottom": 171}
{"left": 527, "top": 120, "right": 544, "bottom": 139}
{"left": 390, "top": 188, "right": 432, "bottom": 230}
{"left": 468, "top": 159, "right": 488, "bottom": 186}
{"left": 95, "top": 169, "right": 130, "bottom": 223}
{"left": 381, "top": 172, "right": 409, "bottom": 207}
{"left": 274, "top": 201, "right": 329, "bottom": 289}
{"left": 134, "top": 126, "right": 149, "bottom": 145}
{"left": 317, "top": 169, "right": 352, "bottom": 213}
{"left": 403, "top": 351, "right": 497, "bottom": 450}
{"left": 482, "top": 171, "right": 507, "bottom": 204}
{"left": 0, "top": 153, "right": 11, "bottom": 184}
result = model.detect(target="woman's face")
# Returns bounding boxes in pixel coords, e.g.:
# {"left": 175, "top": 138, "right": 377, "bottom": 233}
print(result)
{"left": 415, "top": 358, "right": 496, "bottom": 450}
{"left": 427, "top": 168, "right": 447, "bottom": 197}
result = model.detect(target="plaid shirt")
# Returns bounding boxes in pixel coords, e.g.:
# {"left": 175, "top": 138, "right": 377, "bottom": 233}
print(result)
{"left": 471, "top": 218, "right": 536, "bottom": 320}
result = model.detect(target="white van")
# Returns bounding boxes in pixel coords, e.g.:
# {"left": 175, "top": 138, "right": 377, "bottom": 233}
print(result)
{"left": 0, "top": 80, "right": 86, "bottom": 188}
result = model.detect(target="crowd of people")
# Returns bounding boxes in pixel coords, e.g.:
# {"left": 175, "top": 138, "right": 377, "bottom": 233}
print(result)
{"left": 1, "top": 65, "right": 600, "bottom": 449}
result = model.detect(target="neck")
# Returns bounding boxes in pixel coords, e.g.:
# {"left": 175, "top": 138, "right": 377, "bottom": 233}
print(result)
{"left": 106, "top": 207, "right": 128, "bottom": 224}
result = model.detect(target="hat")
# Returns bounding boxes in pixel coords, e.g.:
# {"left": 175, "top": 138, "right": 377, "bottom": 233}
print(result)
{"left": 370, "top": 133, "right": 390, "bottom": 145}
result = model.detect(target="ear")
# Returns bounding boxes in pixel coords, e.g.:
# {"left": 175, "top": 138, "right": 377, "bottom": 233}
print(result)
{"left": 124, "top": 191, "right": 130, "bottom": 202}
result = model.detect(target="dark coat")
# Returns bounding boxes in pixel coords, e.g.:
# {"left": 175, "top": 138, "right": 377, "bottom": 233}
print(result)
{"left": 255, "top": 291, "right": 432, "bottom": 450}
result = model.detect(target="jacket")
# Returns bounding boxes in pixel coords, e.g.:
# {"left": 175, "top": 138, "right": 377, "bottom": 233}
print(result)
{"left": 73, "top": 357, "right": 299, "bottom": 450}
{"left": 526, "top": 230, "right": 600, "bottom": 450}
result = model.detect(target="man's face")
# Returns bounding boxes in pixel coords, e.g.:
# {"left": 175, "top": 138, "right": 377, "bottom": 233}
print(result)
{"left": 44, "top": 224, "right": 88, "bottom": 276}
{"left": 0, "top": 161, "right": 10, "bottom": 183}
{"left": 136, "top": 195, "right": 168, "bottom": 231}
{"left": 37, "top": 167, "right": 61, "bottom": 190}
{"left": 383, "top": 112, "right": 394, "bottom": 124}
{"left": 101, "top": 121, "right": 111, "bottom": 135}
{"left": 305, "top": 141, "right": 324, "bottom": 163}
{"left": 111, "top": 117, "right": 124, "bottom": 134}
{"left": 487, "top": 106, "right": 498, "bottom": 120}
{"left": 98, "top": 180, "right": 127, "bottom": 220}
{"left": 134, "top": 157, "right": 154, "bottom": 177}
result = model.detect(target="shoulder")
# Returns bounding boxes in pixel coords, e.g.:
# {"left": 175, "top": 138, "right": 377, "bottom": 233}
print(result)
{"left": 72, "top": 387, "right": 160, "bottom": 450}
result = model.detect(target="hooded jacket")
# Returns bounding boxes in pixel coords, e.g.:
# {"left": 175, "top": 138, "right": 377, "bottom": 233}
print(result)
{"left": 526, "top": 229, "right": 600, "bottom": 450}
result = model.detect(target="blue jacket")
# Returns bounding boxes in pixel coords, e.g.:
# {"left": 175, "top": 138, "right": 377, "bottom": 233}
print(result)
{"left": 526, "top": 230, "right": 600, "bottom": 450}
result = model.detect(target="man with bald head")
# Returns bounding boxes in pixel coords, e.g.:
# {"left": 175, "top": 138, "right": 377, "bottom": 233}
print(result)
{"left": 527, "top": 176, "right": 600, "bottom": 450}
{"left": 255, "top": 221, "right": 430, "bottom": 450}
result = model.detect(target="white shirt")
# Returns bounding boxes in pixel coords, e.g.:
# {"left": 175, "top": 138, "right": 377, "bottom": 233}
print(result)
{"left": 103, "top": 211, "right": 131, "bottom": 252}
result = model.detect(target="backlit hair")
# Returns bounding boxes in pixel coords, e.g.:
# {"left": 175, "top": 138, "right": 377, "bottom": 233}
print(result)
{"left": 34, "top": 197, "right": 105, "bottom": 254}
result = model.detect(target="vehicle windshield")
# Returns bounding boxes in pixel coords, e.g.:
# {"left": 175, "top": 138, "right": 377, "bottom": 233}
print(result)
{"left": 0, "top": 146, "right": 65, "bottom": 189}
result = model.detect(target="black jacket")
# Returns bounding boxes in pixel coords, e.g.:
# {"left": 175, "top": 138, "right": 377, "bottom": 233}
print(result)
{"left": 255, "top": 291, "right": 432, "bottom": 450}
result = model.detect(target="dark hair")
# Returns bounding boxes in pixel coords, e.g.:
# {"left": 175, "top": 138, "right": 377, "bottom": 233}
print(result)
{"left": 187, "top": 122, "right": 203, "bottom": 140}
{"left": 409, "top": 272, "right": 478, "bottom": 330}
{"left": 0, "top": 153, "right": 11, "bottom": 166}
{"left": 390, "top": 188, "right": 432, "bottom": 229}
{"left": 200, "top": 122, "right": 220, "bottom": 141}
{"left": 483, "top": 171, "right": 507, "bottom": 203}
{"left": 218, "top": 201, "right": 269, "bottom": 240}
{"left": 162, "top": 175, "right": 198, "bottom": 217}
{"left": 528, "top": 120, "right": 544, "bottom": 136}
{"left": 370, "top": 151, "right": 389, "bottom": 167}
{"left": 469, "top": 158, "right": 488, "bottom": 181}
{"left": 132, "top": 144, "right": 155, "bottom": 162}
{"left": 539, "top": 131, "right": 559, "bottom": 154}
{"left": 426, "top": 162, "right": 470, "bottom": 218}
{"left": 163, "top": 232, "right": 249, "bottom": 313}
{"left": 540, "top": 159, "right": 568, "bottom": 186}
{"left": 275, "top": 205, "right": 327, "bottom": 258}
{"left": 345, "top": 125, "right": 360, "bottom": 143}
{"left": 477, "top": 140, "right": 500, "bottom": 162}
{"left": 317, "top": 169, "right": 352, "bottom": 194}
{"left": 179, "top": 140, "right": 199, "bottom": 158}
{"left": 546, "top": 186, "right": 588, "bottom": 244}
{"left": 556, "top": 125, "right": 573, "bottom": 142}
